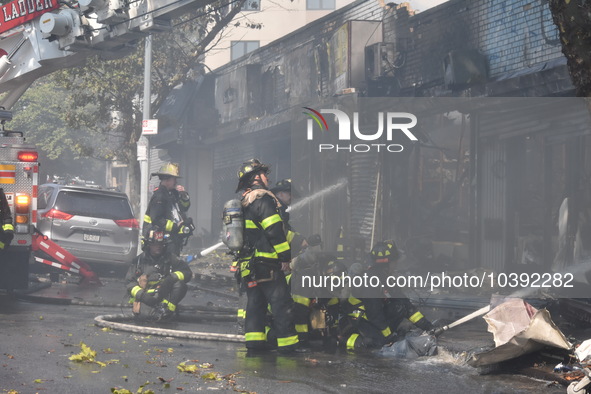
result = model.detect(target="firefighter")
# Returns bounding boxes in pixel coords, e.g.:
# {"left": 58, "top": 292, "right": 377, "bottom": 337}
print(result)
{"left": 271, "top": 179, "right": 307, "bottom": 255}
{"left": 0, "top": 188, "right": 14, "bottom": 251}
{"left": 143, "top": 163, "right": 194, "bottom": 255}
{"left": 288, "top": 250, "right": 342, "bottom": 348}
{"left": 236, "top": 159, "right": 300, "bottom": 353}
{"left": 339, "top": 240, "right": 434, "bottom": 351}
{"left": 126, "top": 228, "right": 193, "bottom": 321}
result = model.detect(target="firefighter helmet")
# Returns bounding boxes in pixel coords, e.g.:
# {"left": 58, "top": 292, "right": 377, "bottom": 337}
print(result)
{"left": 151, "top": 162, "right": 181, "bottom": 178}
{"left": 144, "top": 229, "right": 169, "bottom": 245}
{"left": 271, "top": 178, "right": 300, "bottom": 198}
{"left": 370, "top": 240, "right": 400, "bottom": 264}
{"left": 236, "top": 158, "right": 269, "bottom": 192}
{"left": 271, "top": 178, "right": 291, "bottom": 193}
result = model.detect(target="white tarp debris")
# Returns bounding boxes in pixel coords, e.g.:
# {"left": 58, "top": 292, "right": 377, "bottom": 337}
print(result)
{"left": 575, "top": 339, "right": 591, "bottom": 363}
{"left": 468, "top": 299, "right": 572, "bottom": 367}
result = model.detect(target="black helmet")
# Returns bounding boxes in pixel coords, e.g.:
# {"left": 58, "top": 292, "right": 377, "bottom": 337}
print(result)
{"left": 271, "top": 178, "right": 300, "bottom": 198}
{"left": 370, "top": 240, "right": 400, "bottom": 264}
{"left": 271, "top": 178, "right": 291, "bottom": 194}
{"left": 236, "top": 158, "right": 269, "bottom": 192}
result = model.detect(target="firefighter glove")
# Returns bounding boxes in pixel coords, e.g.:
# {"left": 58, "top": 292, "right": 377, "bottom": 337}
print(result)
{"left": 157, "top": 275, "right": 176, "bottom": 294}
{"left": 0, "top": 231, "right": 13, "bottom": 249}
{"left": 141, "top": 293, "right": 159, "bottom": 307}
{"left": 134, "top": 288, "right": 158, "bottom": 306}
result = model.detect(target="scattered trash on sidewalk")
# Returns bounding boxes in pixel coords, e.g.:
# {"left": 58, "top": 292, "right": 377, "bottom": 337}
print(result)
{"left": 468, "top": 298, "right": 572, "bottom": 367}
{"left": 382, "top": 331, "right": 438, "bottom": 358}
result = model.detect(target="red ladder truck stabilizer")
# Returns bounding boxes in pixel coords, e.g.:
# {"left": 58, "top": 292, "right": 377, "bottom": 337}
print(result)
{"left": 31, "top": 231, "right": 102, "bottom": 286}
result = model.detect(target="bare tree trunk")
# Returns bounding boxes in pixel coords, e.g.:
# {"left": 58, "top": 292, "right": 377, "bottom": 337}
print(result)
{"left": 548, "top": 0, "right": 591, "bottom": 96}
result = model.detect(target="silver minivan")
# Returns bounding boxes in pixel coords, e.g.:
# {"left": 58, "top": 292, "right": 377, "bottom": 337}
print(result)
{"left": 36, "top": 184, "right": 139, "bottom": 268}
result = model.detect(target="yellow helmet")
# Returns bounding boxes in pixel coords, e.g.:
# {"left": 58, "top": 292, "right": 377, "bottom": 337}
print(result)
{"left": 151, "top": 162, "right": 181, "bottom": 178}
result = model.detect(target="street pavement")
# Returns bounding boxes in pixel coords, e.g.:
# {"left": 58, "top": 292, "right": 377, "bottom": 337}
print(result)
{"left": 0, "top": 267, "right": 575, "bottom": 394}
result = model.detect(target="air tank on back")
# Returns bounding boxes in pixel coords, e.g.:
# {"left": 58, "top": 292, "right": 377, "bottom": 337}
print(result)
{"left": 222, "top": 199, "right": 243, "bottom": 252}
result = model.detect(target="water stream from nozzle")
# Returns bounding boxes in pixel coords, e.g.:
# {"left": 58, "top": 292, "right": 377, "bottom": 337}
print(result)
{"left": 287, "top": 178, "right": 348, "bottom": 212}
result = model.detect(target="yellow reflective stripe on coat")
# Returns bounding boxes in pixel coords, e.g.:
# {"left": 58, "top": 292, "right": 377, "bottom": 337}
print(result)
{"left": 165, "top": 220, "right": 174, "bottom": 232}
{"left": 293, "top": 295, "right": 311, "bottom": 307}
{"left": 2, "top": 224, "right": 14, "bottom": 231}
{"left": 143, "top": 215, "right": 152, "bottom": 224}
{"left": 240, "top": 261, "right": 251, "bottom": 277}
{"left": 173, "top": 271, "right": 185, "bottom": 281}
{"left": 409, "top": 311, "right": 424, "bottom": 324}
{"left": 277, "top": 335, "right": 299, "bottom": 347}
{"left": 254, "top": 250, "right": 278, "bottom": 259}
{"left": 245, "top": 220, "right": 258, "bottom": 229}
{"left": 260, "top": 214, "right": 281, "bottom": 230}
{"left": 273, "top": 241, "right": 290, "bottom": 254}
{"left": 245, "top": 332, "right": 266, "bottom": 342}
{"left": 131, "top": 286, "right": 142, "bottom": 298}
{"left": 0, "top": 240, "right": 4, "bottom": 249}
{"left": 327, "top": 297, "right": 339, "bottom": 306}
{"left": 286, "top": 230, "right": 295, "bottom": 244}
{"left": 237, "top": 309, "right": 246, "bottom": 319}
{"left": 348, "top": 296, "right": 362, "bottom": 306}
{"left": 162, "top": 299, "right": 176, "bottom": 311}
{"left": 295, "top": 324, "right": 309, "bottom": 333}
{"left": 381, "top": 326, "right": 392, "bottom": 337}
{"left": 347, "top": 333, "right": 359, "bottom": 350}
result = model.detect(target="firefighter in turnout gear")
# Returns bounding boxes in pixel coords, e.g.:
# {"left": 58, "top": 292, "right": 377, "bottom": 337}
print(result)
{"left": 236, "top": 159, "right": 299, "bottom": 353}
{"left": 143, "top": 163, "right": 194, "bottom": 255}
{"left": 339, "top": 241, "right": 434, "bottom": 351}
{"left": 0, "top": 188, "right": 14, "bottom": 251}
{"left": 271, "top": 179, "right": 307, "bottom": 256}
{"left": 126, "top": 229, "right": 193, "bottom": 321}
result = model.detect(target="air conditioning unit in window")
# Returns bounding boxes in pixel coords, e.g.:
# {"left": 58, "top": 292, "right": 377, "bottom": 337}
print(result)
{"left": 365, "top": 42, "right": 397, "bottom": 80}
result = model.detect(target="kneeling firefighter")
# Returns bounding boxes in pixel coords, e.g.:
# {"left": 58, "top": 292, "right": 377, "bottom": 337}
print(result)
{"left": 339, "top": 240, "right": 434, "bottom": 351}
{"left": 234, "top": 159, "right": 299, "bottom": 353}
{"left": 126, "top": 229, "right": 193, "bottom": 320}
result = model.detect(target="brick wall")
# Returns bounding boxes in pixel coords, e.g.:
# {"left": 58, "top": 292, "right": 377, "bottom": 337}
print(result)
{"left": 384, "top": 0, "right": 564, "bottom": 92}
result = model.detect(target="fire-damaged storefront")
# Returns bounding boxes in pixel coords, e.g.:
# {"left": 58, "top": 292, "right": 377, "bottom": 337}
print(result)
{"left": 157, "top": 0, "right": 591, "bottom": 282}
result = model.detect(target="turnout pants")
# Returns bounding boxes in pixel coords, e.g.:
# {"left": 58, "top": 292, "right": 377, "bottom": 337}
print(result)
{"left": 244, "top": 263, "right": 298, "bottom": 351}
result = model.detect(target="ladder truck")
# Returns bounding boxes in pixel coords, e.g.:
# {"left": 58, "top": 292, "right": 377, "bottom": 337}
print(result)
{"left": 0, "top": 0, "right": 220, "bottom": 289}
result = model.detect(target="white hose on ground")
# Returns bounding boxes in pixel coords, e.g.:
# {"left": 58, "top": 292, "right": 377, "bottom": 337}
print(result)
{"left": 95, "top": 314, "right": 244, "bottom": 342}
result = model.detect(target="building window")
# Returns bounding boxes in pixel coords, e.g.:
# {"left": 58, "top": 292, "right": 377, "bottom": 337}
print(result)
{"left": 241, "top": 0, "right": 260, "bottom": 11}
{"left": 231, "top": 41, "right": 260, "bottom": 60}
{"left": 306, "top": 0, "right": 335, "bottom": 10}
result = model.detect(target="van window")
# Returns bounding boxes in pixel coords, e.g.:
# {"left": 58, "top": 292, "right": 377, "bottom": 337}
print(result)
{"left": 54, "top": 191, "right": 133, "bottom": 220}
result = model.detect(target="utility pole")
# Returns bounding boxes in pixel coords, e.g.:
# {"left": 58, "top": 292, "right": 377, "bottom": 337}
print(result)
{"left": 138, "top": 35, "right": 152, "bottom": 234}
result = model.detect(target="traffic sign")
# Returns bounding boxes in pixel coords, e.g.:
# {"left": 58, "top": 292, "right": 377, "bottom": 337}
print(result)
{"left": 142, "top": 119, "right": 158, "bottom": 135}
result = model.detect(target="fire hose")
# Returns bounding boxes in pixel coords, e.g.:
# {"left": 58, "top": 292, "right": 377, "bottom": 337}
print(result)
{"left": 94, "top": 314, "right": 244, "bottom": 342}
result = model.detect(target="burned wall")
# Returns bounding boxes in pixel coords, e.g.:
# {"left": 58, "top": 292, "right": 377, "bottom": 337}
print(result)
{"left": 383, "top": 0, "right": 563, "bottom": 94}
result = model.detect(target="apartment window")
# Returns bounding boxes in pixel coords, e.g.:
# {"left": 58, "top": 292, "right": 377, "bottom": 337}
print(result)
{"left": 306, "top": 0, "right": 335, "bottom": 10}
{"left": 241, "top": 0, "right": 260, "bottom": 11}
{"left": 231, "top": 41, "right": 260, "bottom": 60}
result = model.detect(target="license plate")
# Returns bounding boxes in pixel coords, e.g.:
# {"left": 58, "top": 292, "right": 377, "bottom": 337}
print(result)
{"left": 83, "top": 233, "right": 100, "bottom": 243}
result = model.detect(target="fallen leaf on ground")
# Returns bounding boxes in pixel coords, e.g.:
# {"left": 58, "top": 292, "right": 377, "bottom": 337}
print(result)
{"left": 201, "top": 372, "right": 219, "bottom": 380}
{"left": 177, "top": 362, "right": 198, "bottom": 373}
{"left": 69, "top": 342, "right": 97, "bottom": 363}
